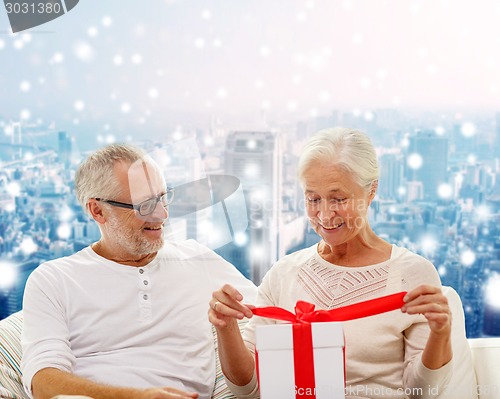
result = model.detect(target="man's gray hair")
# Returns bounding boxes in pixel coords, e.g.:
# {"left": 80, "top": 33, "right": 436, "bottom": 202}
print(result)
{"left": 298, "top": 127, "right": 379, "bottom": 191}
{"left": 75, "top": 144, "right": 147, "bottom": 215}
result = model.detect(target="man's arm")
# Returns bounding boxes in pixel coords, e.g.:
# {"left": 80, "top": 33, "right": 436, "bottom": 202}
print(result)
{"left": 32, "top": 368, "right": 198, "bottom": 399}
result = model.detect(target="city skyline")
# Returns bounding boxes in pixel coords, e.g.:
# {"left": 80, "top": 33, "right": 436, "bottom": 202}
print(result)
{"left": 0, "top": 108, "right": 499, "bottom": 339}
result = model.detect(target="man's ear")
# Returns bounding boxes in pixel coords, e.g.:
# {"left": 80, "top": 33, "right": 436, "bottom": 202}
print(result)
{"left": 87, "top": 200, "right": 106, "bottom": 225}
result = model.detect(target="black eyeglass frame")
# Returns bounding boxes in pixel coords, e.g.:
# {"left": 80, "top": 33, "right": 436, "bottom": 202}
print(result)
{"left": 95, "top": 188, "right": 174, "bottom": 216}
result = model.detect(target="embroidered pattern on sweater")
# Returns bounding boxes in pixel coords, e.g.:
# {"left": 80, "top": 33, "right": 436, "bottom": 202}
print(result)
{"left": 297, "top": 256, "right": 390, "bottom": 309}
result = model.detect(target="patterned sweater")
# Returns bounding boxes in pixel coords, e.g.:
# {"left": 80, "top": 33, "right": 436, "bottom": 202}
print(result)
{"left": 227, "top": 243, "right": 453, "bottom": 399}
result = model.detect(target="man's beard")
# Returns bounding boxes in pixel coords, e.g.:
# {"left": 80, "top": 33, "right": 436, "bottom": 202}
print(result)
{"left": 107, "top": 214, "right": 164, "bottom": 257}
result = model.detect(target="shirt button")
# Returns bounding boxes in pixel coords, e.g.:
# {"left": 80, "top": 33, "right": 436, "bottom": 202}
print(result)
{"left": 139, "top": 269, "right": 144, "bottom": 274}
{"left": 143, "top": 294, "right": 149, "bottom": 300}
{"left": 143, "top": 280, "right": 149, "bottom": 285}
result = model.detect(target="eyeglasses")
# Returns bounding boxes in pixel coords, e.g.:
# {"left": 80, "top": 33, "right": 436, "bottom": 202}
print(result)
{"left": 95, "top": 189, "right": 174, "bottom": 216}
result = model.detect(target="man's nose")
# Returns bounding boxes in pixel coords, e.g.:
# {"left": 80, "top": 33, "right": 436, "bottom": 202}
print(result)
{"left": 142, "top": 201, "right": 168, "bottom": 222}
{"left": 153, "top": 201, "right": 169, "bottom": 219}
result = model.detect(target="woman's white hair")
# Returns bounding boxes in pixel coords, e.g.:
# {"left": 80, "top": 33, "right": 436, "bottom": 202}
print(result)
{"left": 298, "top": 127, "right": 379, "bottom": 191}
{"left": 75, "top": 144, "right": 147, "bottom": 215}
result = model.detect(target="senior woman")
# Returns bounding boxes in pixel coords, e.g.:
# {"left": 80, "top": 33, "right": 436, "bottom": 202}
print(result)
{"left": 209, "top": 127, "right": 453, "bottom": 398}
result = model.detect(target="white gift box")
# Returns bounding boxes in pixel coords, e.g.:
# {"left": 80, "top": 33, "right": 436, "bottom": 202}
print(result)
{"left": 256, "top": 322, "right": 345, "bottom": 399}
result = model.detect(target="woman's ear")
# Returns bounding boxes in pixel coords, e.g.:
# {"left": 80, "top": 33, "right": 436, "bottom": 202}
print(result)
{"left": 368, "top": 180, "right": 378, "bottom": 202}
{"left": 87, "top": 199, "right": 106, "bottom": 224}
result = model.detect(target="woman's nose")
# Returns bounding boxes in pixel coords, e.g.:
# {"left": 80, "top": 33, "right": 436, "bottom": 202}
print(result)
{"left": 318, "top": 200, "right": 337, "bottom": 220}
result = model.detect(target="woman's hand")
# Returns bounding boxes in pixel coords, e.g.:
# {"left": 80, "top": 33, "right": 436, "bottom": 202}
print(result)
{"left": 401, "top": 284, "right": 452, "bottom": 336}
{"left": 208, "top": 284, "right": 254, "bottom": 329}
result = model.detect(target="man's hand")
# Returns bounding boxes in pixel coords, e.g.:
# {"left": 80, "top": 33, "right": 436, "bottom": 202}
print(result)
{"left": 142, "top": 387, "right": 198, "bottom": 399}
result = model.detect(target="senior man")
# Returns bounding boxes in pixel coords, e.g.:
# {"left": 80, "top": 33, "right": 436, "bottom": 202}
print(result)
{"left": 21, "top": 144, "right": 256, "bottom": 399}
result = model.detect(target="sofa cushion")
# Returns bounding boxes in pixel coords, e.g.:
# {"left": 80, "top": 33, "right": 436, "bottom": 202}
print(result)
{"left": 0, "top": 311, "right": 28, "bottom": 399}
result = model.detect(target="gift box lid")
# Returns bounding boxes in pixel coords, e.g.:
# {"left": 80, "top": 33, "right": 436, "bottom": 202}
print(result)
{"left": 256, "top": 322, "right": 344, "bottom": 351}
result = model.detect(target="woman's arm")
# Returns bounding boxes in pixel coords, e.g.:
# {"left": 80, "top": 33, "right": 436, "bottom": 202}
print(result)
{"left": 209, "top": 284, "right": 256, "bottom": 386}
{"left": 402, "top": 284, "right": 453, "bottom": 369}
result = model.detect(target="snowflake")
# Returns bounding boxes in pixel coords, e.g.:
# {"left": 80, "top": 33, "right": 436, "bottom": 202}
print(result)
{"left": 113, "top": 55, "right": 123, "bottom": 66}
{"left": 102, "top": 16, "right": 113, "bottom": 27}
{"left": 20, "top": 81, "right": 31, "bottom": 92}
{"left": 194, "top": 38, "right": 205, "bottom": 48}
{"left": 57, "top": 224, "right": 72, "bottom": 240}
{"left": 73, "top": 41, "right": 94, "bottom": 62}
{"left": 6, "top": 182, "right": 21, "bottom": 196}
{"left": 20, "top": 237, "right": 37, "bottom": 255}
{"left": 434, "top": 126, "right": 445, "bottom": 135}
{"left": 131, "top": 53, "right": 143, "bottom": 64}
{"left": 460, "top": 250, "right": 476, "bottom": 267}
{"left": 437, "top": 184, "right": 453, "bottom": 199}
{"left": 52, "top": 52, "right": 64, "bottom": 63}
{"left": 0, "top": 262, "right": 17, "bottom": 289}
{"left": 121, "top": 103, "right": 131, "bottom": 113}
{"left": 485, "top": 275, "right": 500, "bottom": 310}
{"left": 88, "top": 26, "right": 98, "bottom": 37}
{"left": 20, "top": 109, "right": 31, "bottom": 120}
{"left": 461, "top": 122, "right": 476, "bottom": 138}
{"left": 407, "top": 153, "right": 423, "bottom": 170}
{"left": 201, "top": 10, "right": 212, "bottom": 19}
{"left": 74, "top": 100, "right": 85, "bottom": 111}
{"left": 148, "top": 88, "right": 159, "bottom": 99}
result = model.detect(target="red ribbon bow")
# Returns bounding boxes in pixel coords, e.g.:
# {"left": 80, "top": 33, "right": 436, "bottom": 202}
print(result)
{"left": 252, "top": 292, "right": 407, "bottom": 399}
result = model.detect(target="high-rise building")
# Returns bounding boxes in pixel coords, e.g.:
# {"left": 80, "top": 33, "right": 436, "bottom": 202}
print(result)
{"left": 224, "top": 131, "right": 282, "bottom": 283}
{"left": 58, "top": 131, "right": 73, "bottom": 165}
{"left": 406, "top": 132, "right": 448, "bottom": 201}
{"left": 406, "top": 181, "right": 424, "bottom": 203}
{"left": 378, "top": 153, "right": 404, "bottom": 200}
{"left": 451, "top": 123, "right": 477, "bottom": 159}
{"left": 495, "top": 113, "right": 500, "bottom": 156}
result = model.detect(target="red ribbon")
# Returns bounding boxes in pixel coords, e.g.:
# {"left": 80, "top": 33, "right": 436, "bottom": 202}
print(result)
{"left": 253, "top": 292, "right": 407, "bottom": 399}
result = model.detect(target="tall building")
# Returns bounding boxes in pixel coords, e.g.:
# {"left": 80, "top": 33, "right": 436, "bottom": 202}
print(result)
{"left": 495, "top": 112, "right": 500, "bottom": 156}
{"left": 406, "top": 132, "right": 448, "bottom": 201}
{"left": 224, "top": 131, "right": 282, "bottom": 283}
{"left": 58, "top": 131, "right": 73, "bottom": 165}
{"left": 452, "top": 123, "right": 477, "bottom": 158}
{"left": 378, "top": 153, "right": 403, "bottom": 199}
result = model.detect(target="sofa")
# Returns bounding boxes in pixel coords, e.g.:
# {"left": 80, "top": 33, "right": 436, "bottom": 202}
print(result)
{"left": 1, "top": 287, "right": 499, "bottom": 399}
{"left": 0, "top": 311, "right": 237, "bottom": 399}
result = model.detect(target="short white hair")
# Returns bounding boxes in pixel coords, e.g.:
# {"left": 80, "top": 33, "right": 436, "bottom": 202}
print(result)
{"left": 298, "top": 127, "right": 379, "bottom": 190}
{"left": 75, "top": 144, "right": 147, "bottom": 215}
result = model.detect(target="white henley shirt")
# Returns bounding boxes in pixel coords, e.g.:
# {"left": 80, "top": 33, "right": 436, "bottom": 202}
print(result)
{"left": 21, "top": 239, "right": 257, "bottom": 399}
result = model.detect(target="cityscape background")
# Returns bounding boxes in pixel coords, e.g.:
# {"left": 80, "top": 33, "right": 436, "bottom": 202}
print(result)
{"left": 1, "top": 0, "right": 500, "bottom": 338}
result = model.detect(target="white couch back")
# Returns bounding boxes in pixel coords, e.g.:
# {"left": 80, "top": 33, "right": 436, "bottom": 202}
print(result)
{"left": 469, "top": 337, "right": 500, "bottom": 399}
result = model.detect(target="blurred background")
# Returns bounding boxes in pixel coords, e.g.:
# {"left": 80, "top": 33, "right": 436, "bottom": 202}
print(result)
{"left": 0, "top": 0, "right": 499, "bottom": 337}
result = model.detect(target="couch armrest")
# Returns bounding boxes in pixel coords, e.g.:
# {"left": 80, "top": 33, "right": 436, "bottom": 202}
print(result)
{"left": 468, "top": 338, "right": 500, "bottom": 399}
{"left": 0, "top": 311, "right": 28, "bottom": 399}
